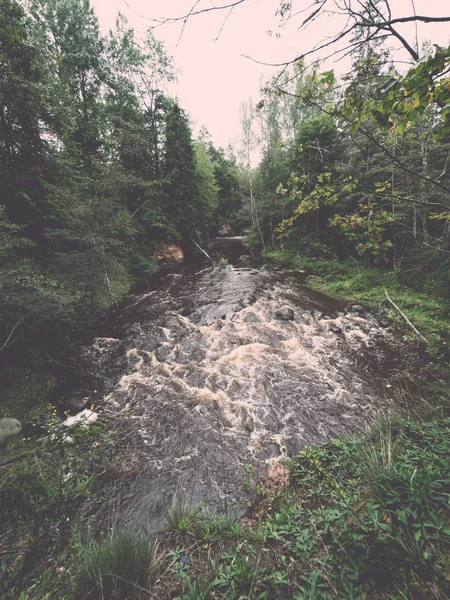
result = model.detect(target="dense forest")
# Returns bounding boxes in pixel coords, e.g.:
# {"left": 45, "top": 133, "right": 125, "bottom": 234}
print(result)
{"left": 2, "top": 0, "right": 450, "bottom": 599}
{"left": 0, "top": 0, "right": 240, "bottom": 387}
{"left": 243, "top": 47, "right": 450, "bottom": 301}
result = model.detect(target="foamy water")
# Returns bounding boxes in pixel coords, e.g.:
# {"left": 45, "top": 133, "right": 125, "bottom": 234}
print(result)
{"left": 85, "top": 241, "right": 415, "bottom": 532}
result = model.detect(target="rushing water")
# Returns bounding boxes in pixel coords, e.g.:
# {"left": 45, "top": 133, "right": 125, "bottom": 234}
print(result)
{"left": 85, "top": 238, "right": 418, "bottom": 533}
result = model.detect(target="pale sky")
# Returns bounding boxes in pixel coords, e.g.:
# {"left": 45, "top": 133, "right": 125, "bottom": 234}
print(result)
{"left": 90, "top": 0, "right": 450, "bottom": 150}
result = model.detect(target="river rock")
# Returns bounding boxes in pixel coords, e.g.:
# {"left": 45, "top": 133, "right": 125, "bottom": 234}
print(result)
{"left": 331, "top": 326, "right": 342, "bottom": 334}
{"left": 243, "top": 312, "right": 261, "bottom": 323}
{"left": 237, "top": 255, "right": 252, "bottom": 263}
{"left": 22, "top": 414, "right": 55, "bottom": 437}
{"left": 154, "top": 243, "right": 184, "bottom": 265}
{"left": 59, "top": 394, "right": 87, "bottom": 415}
{"left": 350, "top": 304, "right": 364, "bottom": 313}
{"left": 275, "top": 306, "right": 294, "bottom": 321}
{"left": 0, "top": 418, "right": 22, "bottom": 444}
{"left": 218, "top": 224, "right": 235, "bottom": 236}
{"left": 64, "top": 408, "right": 98, "bottom": 427}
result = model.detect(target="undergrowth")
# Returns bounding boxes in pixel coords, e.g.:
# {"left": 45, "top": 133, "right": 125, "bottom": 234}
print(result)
{"left": 0, "top": 416, "right": 117, "bottom": 600}
{"left": 151, "top": 415, "right": 450, "bottom": 599}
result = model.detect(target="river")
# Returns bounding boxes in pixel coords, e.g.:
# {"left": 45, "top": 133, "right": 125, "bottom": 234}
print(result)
{"left": 84, "top": 237, "right": 419, "bottom": 533}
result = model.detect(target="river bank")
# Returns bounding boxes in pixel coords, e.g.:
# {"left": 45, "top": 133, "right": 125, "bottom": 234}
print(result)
{"left": 1, "top": 239, "right": 450, "bottom": 599}
{"left": 263, "top": 249, "right": 450, "bottom": 362}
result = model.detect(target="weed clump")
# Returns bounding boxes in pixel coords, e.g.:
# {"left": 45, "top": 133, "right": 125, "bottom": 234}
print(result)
{"left": 75, "top": 530, "right": 155, "bottom": 599}
{"left": 165, "top": 499, "right": 204, "bottom": 534}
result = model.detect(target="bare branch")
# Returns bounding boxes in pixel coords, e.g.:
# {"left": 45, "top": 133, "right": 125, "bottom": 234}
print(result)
{"left": 176, "top": 0, "right": 202, "bottom": 46}
{"left": 357, "top": 14, "right": 450, "bottom": 27}
{"left": 210, "top": 6, "right": 235, "bottom": 43}
{"left": 0, "top": 310, "right": 33, "bottom": 352}
{"left": 149, "top": 0, "right": 248, "bottom": 28}
{"left": 385, "top": 290, "right": 428, "bottom": 343}
{"left": 147, "top": 1, "right": 449, "bottom": 68}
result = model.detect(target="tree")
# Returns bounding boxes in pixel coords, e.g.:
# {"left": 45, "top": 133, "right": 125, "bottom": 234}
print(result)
{"left": 30, "top": 0, "right": 105, "bottom": 161}
{"left": 164, "top": 102, "right": 201, "bottom": 239}
{"left": 239, "top": 99, "right": 265, "bottom": 248}
{"left": 194, "top": 142, "right": 218, "bottom": 229}
{"left": 0, "top": 0, "right": 48, "bottom": 234}
{"left": 207, "top": 143, "right": 240, "bottom": 224}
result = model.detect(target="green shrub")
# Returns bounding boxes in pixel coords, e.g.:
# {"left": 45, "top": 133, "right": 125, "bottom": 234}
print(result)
{"left": 200, "top": 510, "right": 240, "bottom": 542}
{"left": 75, "top": 530, "right": 155, "bottom": 599}
{"left": 213, "top": 254, "right": 229, "bottom": 269}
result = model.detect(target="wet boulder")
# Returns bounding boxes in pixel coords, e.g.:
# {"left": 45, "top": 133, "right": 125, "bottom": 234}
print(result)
{"left": 243, "top": 312, "right": 261, "bottom": 324}
{"left": 275, "top": 306, "right": 295, "bottom": 321}
{"left": 218, "top": 223, "right": 235, "bottom": 236}
{"left": 0, "top": 418, "right": 22, "bottom": 445}
{"left": 154, "top": 243, "right": 184, "bottom": 265}
{"left": 22, "top": 414, "right": 55, "bottom": 437}
{"left": 349, "top": 304, "right": 364, "bottom": 313}
{"left": 237, "top": 255, "right": 252, "bottom": 263}
{"left": 58, "top": 394, "right": 87, "bottom": 415}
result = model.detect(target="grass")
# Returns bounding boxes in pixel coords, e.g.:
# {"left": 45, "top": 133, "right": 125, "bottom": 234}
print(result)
{"left": 361, "top": 411, "right": 406, "bottom": 481}
{"left": 75, "top": 530, "right": 155, "bottom": 599}
{"left": 0, "top": 413, "right": 116, "bottom": 600}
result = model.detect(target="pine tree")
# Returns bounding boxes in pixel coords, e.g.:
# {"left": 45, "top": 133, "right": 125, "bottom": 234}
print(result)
{"left": 164, "top": 102, "right": 200, "bottom": 238}
{"left": 0, "top": 0, "right": 46, "bottom": 233}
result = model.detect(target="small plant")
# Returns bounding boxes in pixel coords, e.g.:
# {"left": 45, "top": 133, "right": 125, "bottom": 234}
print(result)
{"left": 167, "top": 546, "right": 189, "bottom": 575}
{"left": 213, "top": 254, "right": 229, "bottom": 269}
{"left": 241, "top": 463, "right": 265, "bottom": 508}
{"left": 200, "top": 510, "right": 240, "bottom": 542}
{"left": 294, "top": 571, "right": 332, "bottom": 600}
{"left": 165, "top": 499, "right": 204, "bottom": 534}
{"left": 228, "top": 520, "right": 242, "bottom": 538}
{"left": 75, "top": 530, "right": 155, "bottom": 599}
{"left": 213, "top": 545, "right": 268, "bottom": 597}
{"left": 177, "top": 574, "right": 213, "bottom": 600}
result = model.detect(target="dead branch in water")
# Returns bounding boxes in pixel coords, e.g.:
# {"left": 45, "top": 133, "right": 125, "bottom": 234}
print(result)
{"left": 192, "top": 240, "right": 212, "bottom": 261}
